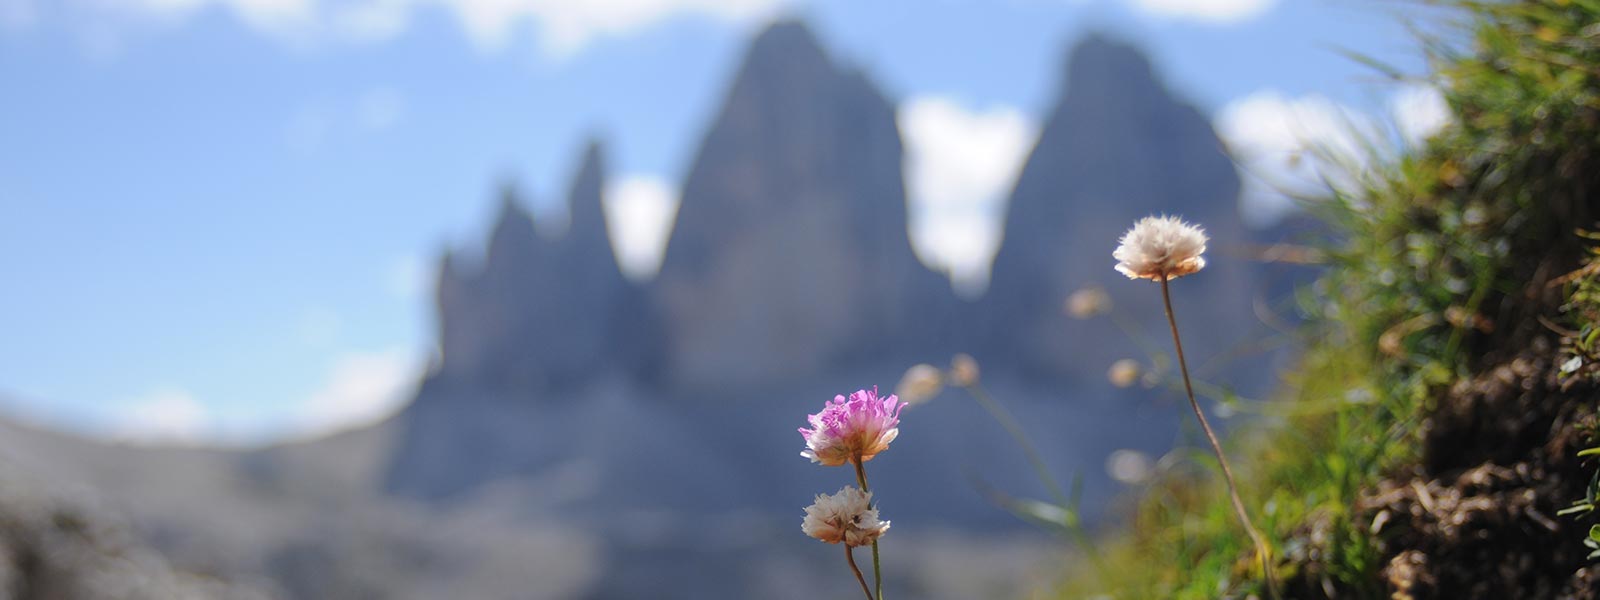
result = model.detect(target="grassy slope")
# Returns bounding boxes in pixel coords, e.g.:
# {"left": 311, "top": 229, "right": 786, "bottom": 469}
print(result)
{"left": 1060, "top": 1, "right": 1600, "bottom": 597}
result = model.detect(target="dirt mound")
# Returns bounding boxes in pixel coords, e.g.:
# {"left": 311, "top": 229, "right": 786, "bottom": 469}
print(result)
{"left": 1358, "top": 338, "right": 1600, "bottom": 599}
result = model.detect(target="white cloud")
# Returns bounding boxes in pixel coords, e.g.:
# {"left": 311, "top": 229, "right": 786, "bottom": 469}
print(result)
{"left": 225, "top": 0, "right": 317, "bottom": 31}
{"left": 296, "top": 347, "right": 417, "bottom": 436}
{"left": 1214, "top": 90, "right": 1379, "bottom": 228}
{"left": 63, "top": 0, "right": 788, "bottom": 57}
{"left": 1218, "top": 85, "right": 1454, "bottom": 228}
{"left": 1129, "top": 0, "right": 1276, "bottom": 23}
{"left": 433, "top": 0, "right": 787, "bottom": 56}
{"left": 899, "top": 96, "right": 1037, "bottom": 294}
{"left": 901, "top": 97, "right": 1035, "bottom": 212}
{"left": 913, "top": 215, "right": 1001, "bottom": 297}
{"left": 115, "top": 388, "right": 211, "bottom": 443}
{"left": 131, "top": 0, "right": 317, "bottom": 35}
{"left": 99, "top": 348, "right": 415, "bottom": 445}
{"left": 603, "top": 175, "right": 678, "bottom": 280}
{"left": 1391, "top": 83, "right": 1452, "bottom": 147}
{"left": 53, "top": 347, "right": 417, "bottom": 447}
{"left": 328, "top": 0, "right": 411, "bottom": 41}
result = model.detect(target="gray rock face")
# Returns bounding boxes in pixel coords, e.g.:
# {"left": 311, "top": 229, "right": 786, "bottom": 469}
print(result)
{"left": 387, "top": 24, "right": 1269, "bottom": 512}
{"left": 654, "top": 21, "right": 956, "bottom": 390}
{"left": 980, "top": 34, "right": 1260, "bottom": 389}
{"left": 435, "top": 141, "right": 649, "bottom": 393}
{"left": 368, "top": 26, "right": 1270, "bottom": 598}
{"left": 0, "top": 451, "right": 269, "bottom": 600}
{"left": 389, "top": 141, "right": 659, "bottom": 499}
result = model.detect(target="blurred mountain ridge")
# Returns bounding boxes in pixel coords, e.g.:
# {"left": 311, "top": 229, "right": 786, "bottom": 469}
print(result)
{"left": 383, "top": 21, "right": 1264, "bottom": 505}
{"left": 0, "top": 19, "right": 1299, "bottom": 599}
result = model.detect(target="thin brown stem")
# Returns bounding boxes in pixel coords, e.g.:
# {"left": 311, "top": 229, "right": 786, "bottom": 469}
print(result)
{"left": 845, "top": 544, "right": 874, "bottom": 600}
{"left": 1159, "top": 276, "right": 1279, "bottom": 599}
{"left": 852, "top": 458, "right": 883, "bottom": 600}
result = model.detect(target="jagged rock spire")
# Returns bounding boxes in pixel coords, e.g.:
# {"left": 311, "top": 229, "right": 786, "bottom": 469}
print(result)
{"left": 427, "top": 139, "right": 644, "bottom": 391}
{"left": 564, "top": 139, "right": 608, "bottom": 253}
{"left": 557, "top": 138, "right": 622, "bottom": 285}
{"left": 980, "top": 33, "right": 1253, "bottom": 381}
{"left": 653, "top": 20, "right": 952, "bottom": 389}
{"left": 483, "top": 181, "right": 542, "bottom": 281}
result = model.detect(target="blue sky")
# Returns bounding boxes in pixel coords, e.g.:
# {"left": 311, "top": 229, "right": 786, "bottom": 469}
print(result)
{"left": 0, "top": 0, "right": 1446, "bottom": 444}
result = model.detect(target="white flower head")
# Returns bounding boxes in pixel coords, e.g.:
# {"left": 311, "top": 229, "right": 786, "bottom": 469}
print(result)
{"left": 1113, "top": 215, "right": 1208, "bottom": 280}
{"left": 801, "top": 486, "right": 890, "bottom": 547}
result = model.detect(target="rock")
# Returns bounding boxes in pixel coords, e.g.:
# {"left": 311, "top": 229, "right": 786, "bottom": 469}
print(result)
{"left": 980, "top": 34, "right": 1260, "bottom": 390}
{"left": 654, "top": 21, "right": 957, "bottom": 391}
{"left": 435, "top": 140, "right": 651, "bottom": 393}
{"left": 388, "top": 140, "right": 657, "bottom": 498}
{"left": 0, "top": 459, "right": 267, "bottom": 600}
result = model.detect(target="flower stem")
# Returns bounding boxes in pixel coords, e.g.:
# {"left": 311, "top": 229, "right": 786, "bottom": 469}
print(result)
{"left": 845, "top": 544, "right": 874, "bottom": 600}
{"left": 1159, "top": 276, "right": 1279, "bottom": 598}
{"left": 852, "top": 458, "right": 883, "bottom": 600}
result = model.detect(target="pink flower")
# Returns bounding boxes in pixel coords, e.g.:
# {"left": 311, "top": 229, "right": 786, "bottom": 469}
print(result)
{"left": 799, "top": 387, "right": 906, "bottom": 466}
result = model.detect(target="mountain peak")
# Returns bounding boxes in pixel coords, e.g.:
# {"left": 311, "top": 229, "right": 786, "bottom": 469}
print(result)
{"left": 983, "top": 34, "right": 1247, "bottom": 380}
{"left": 653, "top": 17, "right": 951, "bottom": 389}
{"left": 565, "top": 138, "right": 608, "bottom": 246}
{"left": 717, "top": 21, "right": 847, "bottom": 128}
{"left": 494, "top": 180, "right": 526, "bottom": 217}
{"left": 575, "top": 137, "right": 605, "bottom": 175}
{"left": 1061, "top": 33, "right": 1160, "bottom": 103}
{"left": 743, "top": 20, "right": 830, "bottom": 74}
{"left": 485, "top": 181, "right": 540, "bottom": 276}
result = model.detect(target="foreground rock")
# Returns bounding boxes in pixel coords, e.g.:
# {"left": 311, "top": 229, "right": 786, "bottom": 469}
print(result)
{"left": 0, "top": 454, "right": 267, "bottom": 599}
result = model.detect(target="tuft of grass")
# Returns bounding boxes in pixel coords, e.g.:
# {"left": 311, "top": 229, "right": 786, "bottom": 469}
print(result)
{"left": 1057, "top": 1, "right": 1600, "bottom": 597}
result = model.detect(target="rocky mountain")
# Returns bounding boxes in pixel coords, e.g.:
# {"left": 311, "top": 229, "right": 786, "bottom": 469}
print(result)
{"left": 365, "top": 22, "right": 1271, "bottom": 597}
{"left": 654, "top": 21, "right": 960, "bottom": 391}
{"left": 0, "top": 20, "right": 1295, "bottom": 600}
{"left": 385, "top": 140, "right": 665, "bottom": 500}
{"left": 980, "top": 34, "right": 1264, "bottom": 393}
{"left": 433, "top": 141, "right": 654, "bottom": 393}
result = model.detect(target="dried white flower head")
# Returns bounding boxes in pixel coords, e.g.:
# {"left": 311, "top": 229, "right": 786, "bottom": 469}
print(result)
{"left": 949, "top": 354, "right": 981, "bottom": 387}
{"left": 801, "top": 486, "right": 890, "bottom": 547}
{"left": 1065, "top": 286, "right": 1112, "bottom": 319}
{"left": 895, "top": 364, "right": 944, "bottom": 405}
{"left": 1107, "top": 359, "right": 1142, "bottom": 388}
{"left": 1113, "top": 216, "right": 1208, "bottom": 280}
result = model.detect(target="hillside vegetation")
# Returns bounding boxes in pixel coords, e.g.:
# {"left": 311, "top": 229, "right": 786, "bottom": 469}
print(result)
{"left": 1065, "top": 1, "right": 1600, "bottom": 597}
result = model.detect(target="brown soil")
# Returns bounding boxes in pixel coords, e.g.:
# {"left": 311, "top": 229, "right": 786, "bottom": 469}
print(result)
{"left": 1356, "top": 336, "right": 1600, "bottom": 599}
